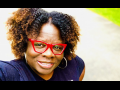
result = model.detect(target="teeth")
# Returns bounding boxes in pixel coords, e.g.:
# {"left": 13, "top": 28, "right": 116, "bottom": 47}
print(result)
{"left": 38, "top": 61, "right": 53, "bottom": 68}
{"left": 38, "top": 61, "right": 52, "bottom": 66}
{"left": 41, "top": 63, "right": 51, "bottom": 65}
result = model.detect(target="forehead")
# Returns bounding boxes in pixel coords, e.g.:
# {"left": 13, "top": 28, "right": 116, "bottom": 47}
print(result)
{"left": 40, "top": 23, "right": 60, "bottom": 36}
{"left": 33, "top": 23, "right": 63, "bottom": 43}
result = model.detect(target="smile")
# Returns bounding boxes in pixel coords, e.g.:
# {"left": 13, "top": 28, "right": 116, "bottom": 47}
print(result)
{"left": 37, "top": 61, "right": 54, "bottom": 69}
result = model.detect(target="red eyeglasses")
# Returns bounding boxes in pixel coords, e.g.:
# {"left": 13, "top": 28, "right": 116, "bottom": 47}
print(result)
{"left": 28, "top": 39, "right": 67, "bottom": 55}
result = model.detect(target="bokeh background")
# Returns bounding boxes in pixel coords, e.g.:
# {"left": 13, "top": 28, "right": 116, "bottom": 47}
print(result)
{"left": 0, "top": 8, "right": 120, "bottom": 81}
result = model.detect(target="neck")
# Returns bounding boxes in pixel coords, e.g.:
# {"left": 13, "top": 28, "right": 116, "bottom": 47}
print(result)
{"left": 38, "top": 71, "right": 54, "bottom": 81}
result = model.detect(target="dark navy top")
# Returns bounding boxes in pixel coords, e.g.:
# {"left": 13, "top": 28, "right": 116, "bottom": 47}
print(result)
{"left": 0, "top": 55, "right": 84, "bottom": 81}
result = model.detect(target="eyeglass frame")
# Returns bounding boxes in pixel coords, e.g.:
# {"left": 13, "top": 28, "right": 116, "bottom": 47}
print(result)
{"left": 28, "top": 39, "right": 67, "bottom": 55}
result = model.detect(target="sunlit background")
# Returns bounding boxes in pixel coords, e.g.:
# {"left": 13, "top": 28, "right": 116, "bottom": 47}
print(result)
{"left": 0, "top": 8, "right": 120, "bottom": 81}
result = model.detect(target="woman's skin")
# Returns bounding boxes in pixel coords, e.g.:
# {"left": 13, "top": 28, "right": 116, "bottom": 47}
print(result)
{"left": 26, "top": 22, "right": 64, "bottom": 80}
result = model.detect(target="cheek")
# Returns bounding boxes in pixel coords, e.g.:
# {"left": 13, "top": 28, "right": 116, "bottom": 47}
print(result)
{"left": 54, "top": 53, "right": 64, "bottom": 66}
{"left": 56, "top": 53, "right": 64, "bottom": 61}
{"left": 25, "top": 43, "right": 39, "bottom": 63}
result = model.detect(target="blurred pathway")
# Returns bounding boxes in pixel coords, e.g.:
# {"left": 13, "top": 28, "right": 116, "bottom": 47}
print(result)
{"left": 0, "top": 8, "right": 120, "bottom": 81}
{"left": 72, "top": 9, "right": 120, "bottom": 81}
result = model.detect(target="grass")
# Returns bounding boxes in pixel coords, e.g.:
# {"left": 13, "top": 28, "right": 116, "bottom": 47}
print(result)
{"left": 87, "top": 8, "right": 120, "bottom": 26}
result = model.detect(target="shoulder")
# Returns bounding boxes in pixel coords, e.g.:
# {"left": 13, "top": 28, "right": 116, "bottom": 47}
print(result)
{"left": 0, "top": 60, "right": 20, "bottom": 81}
{"left": 0, "top": 60, "right": 18, "bottom": 71}
{"left": 73, "top": 55, "right": 85, "bottom": 76}
{"left": 74, "top": 55, "right": 85, "bottom": 67}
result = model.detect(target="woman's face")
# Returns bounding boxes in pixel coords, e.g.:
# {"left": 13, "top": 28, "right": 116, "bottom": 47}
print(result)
{"left": 26, "top": 23, "right": 64, "bottom": 76}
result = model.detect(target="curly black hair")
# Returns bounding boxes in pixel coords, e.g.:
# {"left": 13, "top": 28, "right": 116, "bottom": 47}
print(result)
{"left": 6, "top": 8, "right": 80, "bottom": 60}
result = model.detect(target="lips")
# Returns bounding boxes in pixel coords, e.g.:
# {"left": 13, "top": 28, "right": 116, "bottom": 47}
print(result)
{"left": 37, "top": 61, "right": 54, "bottom": 69}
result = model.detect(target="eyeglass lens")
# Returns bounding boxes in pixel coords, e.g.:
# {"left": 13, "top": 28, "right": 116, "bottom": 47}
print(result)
{"left": 34, "top": 42, "right": 64, "bottom": 54}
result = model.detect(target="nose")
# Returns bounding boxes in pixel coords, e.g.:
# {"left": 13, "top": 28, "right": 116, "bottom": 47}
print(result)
{"left": 42, "top": 47, "right": 55, "bottom": 58}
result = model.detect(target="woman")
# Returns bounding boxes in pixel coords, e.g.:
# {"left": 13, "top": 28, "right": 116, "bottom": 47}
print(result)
{"left": 0, "top": 8, "right": 85, "bottom": 81}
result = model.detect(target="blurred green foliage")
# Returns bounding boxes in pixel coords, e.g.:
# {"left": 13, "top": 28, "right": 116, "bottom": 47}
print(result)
{"left": 87, "top": 8, "right": 120, "bottom": 26}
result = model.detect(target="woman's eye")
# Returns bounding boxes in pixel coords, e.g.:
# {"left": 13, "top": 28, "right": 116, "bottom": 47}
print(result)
{"left": 34, "top": 43, "right": 41, "bottom": 46}
{"left": 54, "top": 45, "right": 59, "bottom": 48}
{"left": 34, "top": 43, "right": 46, "bottom": 47}
{"left": 53, "top": 45, "right": 63, "bottom": 50}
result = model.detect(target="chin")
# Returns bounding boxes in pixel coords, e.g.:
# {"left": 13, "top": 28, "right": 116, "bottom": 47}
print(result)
{"left": 35, "top": 65, "right": 54, "bottom": 75}
{"left": 36, "top": 69, "right": 54, "bottom": 76}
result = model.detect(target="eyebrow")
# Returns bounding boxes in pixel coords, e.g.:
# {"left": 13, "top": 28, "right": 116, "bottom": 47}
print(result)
{"left": 36, "top": 38, "right": 63, "bottom": 44}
